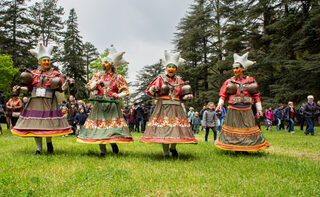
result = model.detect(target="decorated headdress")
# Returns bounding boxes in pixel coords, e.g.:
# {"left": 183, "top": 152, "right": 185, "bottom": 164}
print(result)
{"left": 162, "top": 50, "right": 185, "bottom": 67}
{"left": 233, "top": 52, "right": 256, "bottom": 69}
{"left": 29, "top": 42, "right": 53, "bottom": 60}
{"left": 102, "top": 45, "right": 129, "bottom": 67}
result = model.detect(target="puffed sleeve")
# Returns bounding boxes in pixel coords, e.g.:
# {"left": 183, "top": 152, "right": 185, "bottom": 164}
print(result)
{"left": 146, "top": 76, "right": 163, "bottom": 97}
{"left": 218, "top": 79, "right": 230, "bottom": 106}
{"left": 116, "top": 74, "right": 129, "bottom": 99}
{"left": 87, "top": 72, "right": 100, "bottom": 91}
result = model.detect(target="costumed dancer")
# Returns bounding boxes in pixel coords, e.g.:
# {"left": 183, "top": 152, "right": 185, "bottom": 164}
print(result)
{"left": 11, "top": 42, "right": 72, "bottom": 154}
{"left": 140, "top": 50, "right": 198, "bottom": 158}
{"left": 77, "top": 45, "right": 133, "bottom": 156}
{"left": 215, "top": 52, "right": 269, "bottom": 151}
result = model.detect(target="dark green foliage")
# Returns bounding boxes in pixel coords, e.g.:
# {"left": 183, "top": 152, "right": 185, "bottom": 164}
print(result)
{"left": 62, "top": 8, "right": 87, "bottom": 100}
{"left": 133, "top": 61, "right": 164, "bottom": 108}
{"left": 173, "top": 0, "right": 320, "bottom": 110}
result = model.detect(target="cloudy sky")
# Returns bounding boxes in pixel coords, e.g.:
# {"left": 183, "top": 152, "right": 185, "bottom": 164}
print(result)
{"left": 58, "top": 0, "right": 194, "bottom": 86}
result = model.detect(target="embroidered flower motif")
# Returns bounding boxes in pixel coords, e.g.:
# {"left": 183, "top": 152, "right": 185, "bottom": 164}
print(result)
{"left": 147, "top": 116, "right": 190, "bottom": 127}
{"left": 84, "top": 118, "right": 128, "bottom": 129}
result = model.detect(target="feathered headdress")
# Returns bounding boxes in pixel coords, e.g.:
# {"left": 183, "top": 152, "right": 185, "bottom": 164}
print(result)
{"left": 162, "top": 50, "right": 185, "bottom": 67}
{"left": 102, "top": 45, "right": 129, "bottom": 67}
{"left": 233, "top": 52, "right": 256, "bottom": 69}
{"left": 29, "top": 42, "right": 53, "bottom": 60}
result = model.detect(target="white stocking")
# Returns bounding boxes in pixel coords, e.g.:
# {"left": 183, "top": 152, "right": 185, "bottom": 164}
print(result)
{"left": 34, "top": 137, "right": 42, "bottom": 152}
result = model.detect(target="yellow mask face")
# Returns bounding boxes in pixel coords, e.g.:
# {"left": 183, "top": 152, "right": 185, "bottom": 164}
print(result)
{"left": 103, "top": 62, "right": 112, "bottom": 71}
{"left": 166, "top": 64, "right": 177, "bottom": 77}
{"left": 39, "top": 58, "right": 51, "bottom": 70}
{"left": 233, "top": 66, "right": 243, "bottom": 77}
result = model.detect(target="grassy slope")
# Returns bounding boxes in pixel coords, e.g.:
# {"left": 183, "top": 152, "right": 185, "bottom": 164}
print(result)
{"left": 0, "top": 125, "right": 319, "bottom": 196}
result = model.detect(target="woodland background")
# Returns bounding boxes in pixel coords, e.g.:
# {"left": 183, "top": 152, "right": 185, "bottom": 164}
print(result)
{"left": 1, "top": 0, "right": 319, "bottom": 110}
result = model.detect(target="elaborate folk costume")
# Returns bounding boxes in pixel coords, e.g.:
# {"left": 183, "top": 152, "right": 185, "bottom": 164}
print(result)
{"left": 140, "top": 50, "right": 198, "bottom": 158}
{"left": 11, "top": 43, "right": 72, "bottom": 154}
{"left": 215, "top": 52, "right": 269, "bottom": 151}
{"left": 77, "top": 45, "right": 133, "bottom": 156}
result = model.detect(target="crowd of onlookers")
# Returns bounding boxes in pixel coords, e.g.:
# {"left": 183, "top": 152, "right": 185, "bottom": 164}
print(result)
{"left": 1, "top": 90, "right": 319, "bottom": 139}
{"left": 187, "top": 95, "right": 320, "bottom": 142}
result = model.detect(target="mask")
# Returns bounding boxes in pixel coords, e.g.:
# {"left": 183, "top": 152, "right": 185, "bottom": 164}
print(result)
{"left": 103, "top": 62, "right": 112, "bottom": 71}
{"left": 39, "top": 58, "right": 51, "bottom": 70}
{"left": 233, "top": 66, "right": 243, "bottom": 77}
{"left": 166, "top": 64, "right": 177, "bottom": 77}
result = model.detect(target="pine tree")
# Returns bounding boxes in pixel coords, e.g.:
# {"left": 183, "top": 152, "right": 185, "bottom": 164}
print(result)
{"left": 134, "top": 61, "right": 164, "bottom": 107}
{"left": 0, "top": 0, "right": 34, "bottom": 69}
{"left": 29, "top": 0, "right": 65, "bottom": 47}
{"left": 63, "top": 8, "right": 86, "bottom": 99}
{"left": 83, "top": 42, "right": 99, "bottom": 83}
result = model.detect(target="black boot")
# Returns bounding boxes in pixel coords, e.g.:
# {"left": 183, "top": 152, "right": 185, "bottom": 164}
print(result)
{"left": 111, "top": 143, "right": 119, "bottom": 154}
{"left": 170, "top": 149, "right": 178, "bottom": 158}
{"left": 47, "top": 142, "right": 54, "bottom": 154}
{"left": 33, "top": 150, "right": 41, "bottom": 155}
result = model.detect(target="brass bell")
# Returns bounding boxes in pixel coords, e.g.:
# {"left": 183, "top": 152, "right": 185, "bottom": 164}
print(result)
{"left": 246, "top": 83, "right": 259, "bottom": 95}
{"left": 50, "top": 77, "right": 62, "bottom": 90}
{"left": 181, "top": 84, "right": 192, "bottom": 96}
{"left": 161, "top": 84, "right": 170, "bottom": 95}
{"left": 20, "top": 72, "right": 33, "bottom": 86}
{"left": 226, "top": 83, "right": 237, "bottom": 95}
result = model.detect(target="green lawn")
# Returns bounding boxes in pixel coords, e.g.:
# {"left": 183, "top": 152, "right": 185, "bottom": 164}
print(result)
{"left": 0, "top": 125, "right": 319, "bottom": 196}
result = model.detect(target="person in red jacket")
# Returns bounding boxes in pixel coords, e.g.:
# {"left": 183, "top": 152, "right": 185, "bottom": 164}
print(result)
{"left": 215, "top": 52, "right": 269, "bottom": 151}
{"left": 140, "top": 50, "right": 198, "bottom": 158}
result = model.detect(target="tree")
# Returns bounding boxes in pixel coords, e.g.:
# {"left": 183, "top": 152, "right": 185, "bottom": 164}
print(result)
{"left": 0, "top": 53, "right": 19, "bottom": 99}
{"left": 83, "top": 42, "right": 99, "bottom": 83}
{"left": 133, "top": 61, "right": 164, "bottom": 108}
{"left": 0, "top": 0, "right": 35, "bottom": 69}
{"left": 62, "top": 8, "right": 86, "bottom": 99}
{"left": 29, "top": 0, "right": 65, "bottom": 47}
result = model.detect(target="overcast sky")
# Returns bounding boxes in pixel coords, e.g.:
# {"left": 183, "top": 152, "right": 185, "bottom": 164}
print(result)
{"left": 57, "top": 0, "right": 193, "bottom": 86}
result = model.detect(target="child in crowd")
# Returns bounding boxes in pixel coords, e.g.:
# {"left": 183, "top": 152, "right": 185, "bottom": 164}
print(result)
{"left": 127, "top": 108, "right": 135, "bottom": 132}
{"left": 265, "top": 107, "right": 275, "bottom": 130}
{"left": 191, "top": 112, "right": 201, "bottom": 134}
{"left": 202, "top": 102, "right": 218, "bottom": 142}
{"left": 75, "top": 108, "right": 87, "bottom": 136}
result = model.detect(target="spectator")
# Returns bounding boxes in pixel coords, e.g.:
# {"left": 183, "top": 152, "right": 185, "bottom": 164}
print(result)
{"left": 134, "top": 103, "right": 145, "bottom": 132}
{"left": 75, "top": 108, "right": 87, "bottom": 136}
{"left": 22, "top": 97, "right": 28, "bottom": 110}
{"left": 284, "top": 101, "right": 296, "bottom": 133}
{"left": 77, "top": 100, "right": 86, "bottom": 112}
{"left": 216, "top": 105, "right": 226, "bottom": 133}
{"left": 61, "top": 106, "right": 68, "bottom": 119}
{"left": 279, "top": 104, "right": 285, "bottom": 130}
{"left": 60, "top": 100, "right": 67, "bottom": 110}
{"left": 303, "top": 95, "right": 318, "bottom": 136}
{"left": 265, "top": 107, "right": 275, "bottom": 130}
{"left": 263, "top": 109, "right": 268, "bottom": 130}
{"left": 274, "top": 104, "right": 284, "bottom": 131}
{"left": 67, "top": 95, "right": 78, "bottom": 109}
{"left": 122, "top": 103, "right": 130, "bottom": 122}
{"left": 150, "top": 100, "right": 157, "bottom": 116}
{"left": 199, "top": 105, "right": 207, "bottom": 132}
{"left": 85, "top": 103, "right": 92, "bottom": 114}
{"left": 0, "top": 90, "right": 5, "bottom": 134}
{"left": 127, "top": 108, "right": 135, "bottom": 132}
{"left": 187, "top": 107, "right": 195, "bottom": 129}
{"left": 142, "top": 104, "right": 148, "bottom": 130}
{"left": 6, "top": 95, "right": 23, "bottom": 128}
{"left": 191, "top": 112, "right": 201, "bottom": 134}
{"left": 299, "top": 103, "right": 308, "bottom": 131}
{"left": 202, "top": 102, "right": 218, "bottom": 143}
{"left": 68, "top": 102, "right": 77, "bottom": 135}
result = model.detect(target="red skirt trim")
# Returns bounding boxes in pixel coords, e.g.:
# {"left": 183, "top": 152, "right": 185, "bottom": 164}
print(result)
{"left": 11, "top": 128, "right": 72, "bottom": 137}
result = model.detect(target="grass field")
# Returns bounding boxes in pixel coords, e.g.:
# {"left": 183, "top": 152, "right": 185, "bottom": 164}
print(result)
{"left": 0, "top": 125, "right": 319, "bottom": 196}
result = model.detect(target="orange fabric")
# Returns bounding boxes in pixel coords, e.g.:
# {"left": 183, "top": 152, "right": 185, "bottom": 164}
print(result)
{"left": 159, "top": 96, "right": 180, "bottom": 100}
{"left": 228, "top": 105, "right": 251, "bottom": 111}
